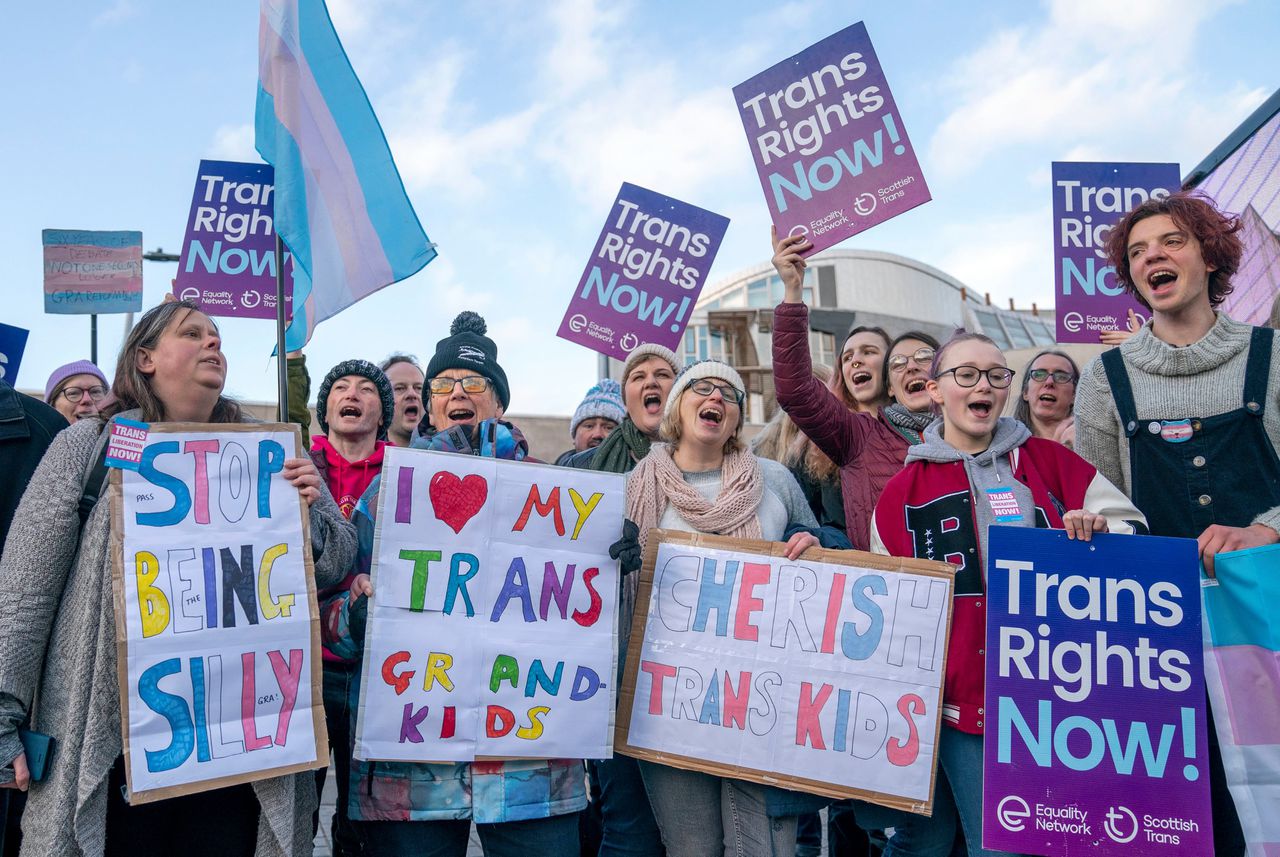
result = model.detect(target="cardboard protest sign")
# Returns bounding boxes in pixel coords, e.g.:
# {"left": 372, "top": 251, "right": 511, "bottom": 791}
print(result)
{"left": 1053, "top": 162, "right": 1181, "bottom": 343}
{"left": 110, "top": 424, "right": 325, "bottom": 803}
{"left": 355, "top": 447, "right": 624, "bottom": 762}
{"left": 983, "top": 527, "right": 1210, "bottom": 854}
{"left": 556, "top": 183, "right": 729, "bottom": 361}
{"left": 173, "top": 159, "right": 294, "bottom": 319}
{"left": 43, "top": 229, "right": 143, "bottom": 314}
{"left": 733, "top": 22, "right": 930, "bottom": 256}
{"left": 617, "top": 530, "right": 954, "bottom": 812}
{"left": 0, "top": 322, "right": 30, "bottom": 384}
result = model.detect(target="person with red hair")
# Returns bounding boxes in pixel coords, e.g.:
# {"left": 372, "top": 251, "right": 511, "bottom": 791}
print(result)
{"left": 1075, "top": 190, "right": 1280, "bottom": 856}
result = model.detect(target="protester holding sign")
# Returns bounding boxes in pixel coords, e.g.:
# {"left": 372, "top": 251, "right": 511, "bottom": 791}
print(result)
{"left": 625, "top": 358, "right": 823, "bottom": 857}
{"left": 0, "top": 299, "right": 356, "bottom": 856}
{"left": 564, "top": 343, "right": 680, "bottom": 857}
{"left": 44, "top": 359, "right": 110, "bottom": 424}
{"left": 1075, "top": 190, "right": 1280, "bottom": 854}
{"left": 869, "top": 331, "right": 1146, "bottom": 856}
{"left": 310, "top": 358, "right": 394, "bottom": 856}
{"left": 1012, "top": 350, "right": 1081, "bottom": 448}
{"left": 771, "top": 229, "right": 938, "bottom": 553}
{"left": 326, "top": 311, "right": 590, "bottom": 856}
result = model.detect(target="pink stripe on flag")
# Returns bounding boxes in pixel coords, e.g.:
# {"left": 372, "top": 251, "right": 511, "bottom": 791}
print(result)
{"left": 43, "top": 245, "right": 143, "bottom": 293}
{"left": 258, "top": 5, "right": 393, "bottom": 310}
{"left": 1214, "top": 644, "right": 1280, "bottom": 745}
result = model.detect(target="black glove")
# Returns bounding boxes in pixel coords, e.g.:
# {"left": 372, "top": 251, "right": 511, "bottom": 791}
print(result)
{"left": 349, "top": 593, "right": 369, "bottom": 645}
{"left": 609, "top": 519, "right": 643, "bottom": 576}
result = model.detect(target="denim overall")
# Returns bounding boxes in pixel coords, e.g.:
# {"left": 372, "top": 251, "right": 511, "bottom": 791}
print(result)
{"left": 1101, "top": 326, "right": 1279, "bottom": 856}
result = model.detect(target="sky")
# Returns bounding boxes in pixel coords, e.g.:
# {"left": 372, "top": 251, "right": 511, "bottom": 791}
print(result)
{"left": 3, "top": 0, "right": 1277, "bottom": 416}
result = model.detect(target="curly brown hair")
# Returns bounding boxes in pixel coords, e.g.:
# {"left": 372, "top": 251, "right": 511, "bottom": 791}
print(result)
{"left": 1104, "top": 191, "right": 1243, "bottom": 310}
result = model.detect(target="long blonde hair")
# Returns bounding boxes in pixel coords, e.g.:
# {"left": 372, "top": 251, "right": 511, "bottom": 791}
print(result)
{"left": 754, "top": 365, "right": 839, "bottom": 482}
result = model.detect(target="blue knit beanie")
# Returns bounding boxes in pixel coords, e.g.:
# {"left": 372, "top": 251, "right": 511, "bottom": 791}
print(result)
{"left": 570, "top": 378, "right": 624, "bottom": 438}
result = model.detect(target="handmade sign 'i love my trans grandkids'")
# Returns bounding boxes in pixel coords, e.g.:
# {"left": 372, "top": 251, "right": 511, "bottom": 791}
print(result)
{"left": 355, "top": 447, "right": 624, "bottom": 762}
{"left": 111, "top": 424, "right": 326, "bottom": 803}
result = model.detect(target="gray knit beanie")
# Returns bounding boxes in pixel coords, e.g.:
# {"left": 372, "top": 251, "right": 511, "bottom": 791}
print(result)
{"left": 316, "top": 359, "right": 395, "bottom": 439}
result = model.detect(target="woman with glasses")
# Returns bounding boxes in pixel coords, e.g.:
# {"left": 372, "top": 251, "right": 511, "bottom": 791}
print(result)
{"left": 868, "top": 332, "right": 1144, "bottom": 857}
{"left": 626, "top": 359, "right": 823, "bottom": 857}
{"left": 44, "top": 360, "right": 110, "bottom": 423}
{"left": 0, "top": 300, "right": 356, "bottom": 856}
{"left": 770, "top": 229, "right": 940, "bottom": 555}
{"left": 1013, "top": 351, "right": 1081, "bottom": 447}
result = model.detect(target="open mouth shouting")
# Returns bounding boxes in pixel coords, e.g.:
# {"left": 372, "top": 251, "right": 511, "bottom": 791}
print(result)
{"left": 1146, "top": 268, "right": 1178, "bottom": 297}
{"left": 642, "top": 390, "right": 663, "bottom": 416}
{"left": 850, "top": 370, "right": 873, "bottom": 388}
{"left": 338, "top": 404, "right": 364, "bottom": 420}
{"left": 402, "top": 403, "right": 420, "bottom": 423}
{"left": 698, "top": 406, "right": 725, "bottom": 429}
{"left": 967, "top": 399, "right": 994, "bottom": 419}
{"left": 447, "top": 406, "right": 476, "bottom": 424}
{"left": 905, "top": 378, "right": 928, "bottom": 395}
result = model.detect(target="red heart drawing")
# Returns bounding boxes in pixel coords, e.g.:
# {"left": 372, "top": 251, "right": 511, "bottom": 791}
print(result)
{"left": 429, "top": 472, "right": 488, "bottom": 534}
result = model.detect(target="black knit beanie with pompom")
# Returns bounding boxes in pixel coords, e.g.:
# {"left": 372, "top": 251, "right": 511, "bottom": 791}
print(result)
{"left": 425, "top": 311, "right": 510, "bottom": 409}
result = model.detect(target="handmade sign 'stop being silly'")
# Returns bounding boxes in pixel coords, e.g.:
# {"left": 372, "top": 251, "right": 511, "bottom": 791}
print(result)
{"left": 617, "top": 531, "right": 954, "bottom": 814}
{"left": 111, "top": 424, "right": 326, "bottom": 802}
{"left": 1052, "top": 162, "right": 1181, "bottom": 343}
{"left": 557, "top": 183, "right": 729, "bottom": 362}
{"left": 173, "top": 159, "right": 295, "bottom": 320}
{"left": 356, "top": 447, "right": 624, "bottom": 762}
{"left": 733, "top": 21, "right": 931, "bottom": 255}
{"left": 982, "top": 527, "right": 1209, "bottom": 855}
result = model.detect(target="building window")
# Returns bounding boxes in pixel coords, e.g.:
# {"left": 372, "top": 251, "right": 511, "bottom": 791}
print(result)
{"left": 747, "top": 278, "right": 770, "bottom": 307}
{"left": 1005, "top": 318, "right": 1034, "bottom": 348}
{"left": 809, "top": 330, "right": 836, "bottom": 369}
{"left": 974, "top": 310, "right": 1011, "bottom": 349}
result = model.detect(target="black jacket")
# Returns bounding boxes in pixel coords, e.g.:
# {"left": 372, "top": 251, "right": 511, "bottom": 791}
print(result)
{"left": 0, "top": 380, "right": 68, "bottom": 542}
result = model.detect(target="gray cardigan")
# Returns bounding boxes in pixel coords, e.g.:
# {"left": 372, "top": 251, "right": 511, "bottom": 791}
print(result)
{"left": 0, "top": 414, "right": 356, "bottom": 856}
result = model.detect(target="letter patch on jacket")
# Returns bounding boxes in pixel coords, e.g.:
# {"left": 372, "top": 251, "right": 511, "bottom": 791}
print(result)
{"left": 904, "top": 491, "right": 982, "bottom": 595}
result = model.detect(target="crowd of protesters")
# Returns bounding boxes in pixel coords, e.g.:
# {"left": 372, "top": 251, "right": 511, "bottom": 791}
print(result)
{"left": 0, "top": 190, "right": 1274, "bottom": 857}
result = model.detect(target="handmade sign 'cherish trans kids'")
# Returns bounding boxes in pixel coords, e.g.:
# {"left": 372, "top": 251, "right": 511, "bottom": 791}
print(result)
{"left": 355, "top": 447, "right": 624, "bottom": 762}
{"left": 42, "top": 229, "right": 143, "bottom": 314}
{"left": 1053, "top": 162, "right": 1180, "bottom": 343}
{"left": 556, "top": 182, "right": 729, "bottom": 362}
{"left": 617, "top": 531, "right": 954, "bottom": 812}
{"left": 983, "top": 527, "right": 1210, "bottom": 855}
{"left": 173, "top": 159, "right": 294, "bottom": 320}
{"left": 110, "top": 424, "right": 326, "bottom": 803}
{"left": 733, "top": 22, "right": 931, "bottom": 256}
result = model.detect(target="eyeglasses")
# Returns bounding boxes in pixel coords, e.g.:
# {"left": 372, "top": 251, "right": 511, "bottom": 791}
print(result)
{"left": 888, "top": 348, "right": 936, "bottom": 372}
{"left": 60, "top": 385, "right": 108, "bottom": 403}
{"left": 428, "top": 375, "right": 490, "bottom": 396}
{"left": 1028, "top": 369, "right": 1075, "bottom": 384}
{"left": 688, "top": 378, "right": 744, "bottom": 404}
{"left": 936, "top": 366, "right": 1016, "bottom": 388}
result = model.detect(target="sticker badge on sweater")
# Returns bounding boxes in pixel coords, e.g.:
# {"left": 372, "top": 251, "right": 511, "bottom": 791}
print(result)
{"left": 985, "top": 487, "right": 1023, "bottom": 522}
{"left": 1159, "top": 419, "right": 1194, "bottom": 443}
{"left": 105, "top": 418, "right": 150, "bottom": 470}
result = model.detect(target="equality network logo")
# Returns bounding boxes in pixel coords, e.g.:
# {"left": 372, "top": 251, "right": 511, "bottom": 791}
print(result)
{"left": 996, "top": 795, "right": 1030, "bottom": 832}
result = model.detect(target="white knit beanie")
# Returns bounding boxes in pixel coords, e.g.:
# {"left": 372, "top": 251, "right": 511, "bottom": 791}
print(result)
{"left": 620, "top": 343, "right": 680, "bottom": 404}
{"left": 664, "top": 359, "right": 747, "bottom": 427}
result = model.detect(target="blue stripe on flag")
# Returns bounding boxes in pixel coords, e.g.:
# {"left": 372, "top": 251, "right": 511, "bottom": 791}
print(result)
{"left": 1204, "top": 544, "right": 1280, "bottom": 649}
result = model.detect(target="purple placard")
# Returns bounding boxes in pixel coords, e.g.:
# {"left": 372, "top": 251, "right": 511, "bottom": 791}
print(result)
{"left": 984, "top": 527, "right": 1211, "bottom": 855}
{"left": 556, "top": 183, "right": 729, "bottom": 361}
{"left": 173, "top": 159, "right": 293, "bottom": 319}
{"left": 1053, "top": 162, "right": 1180, "bottom": 343}
{"left": 733, "top": 22, "right": 930, "bottom": 255}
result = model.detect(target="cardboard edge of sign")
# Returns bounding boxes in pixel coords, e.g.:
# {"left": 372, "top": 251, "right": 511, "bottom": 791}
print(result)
{"left": 111, "top": 422, "right": 328, "bottom": 805}
{"left": 613, "top": 529, "right": 956, "bottom": 817}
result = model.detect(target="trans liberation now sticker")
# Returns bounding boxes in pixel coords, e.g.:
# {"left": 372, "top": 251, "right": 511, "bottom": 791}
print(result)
{"left": 105, "top": 418, "right": 150, "bottom": 470}
{"left": 985, "top": 487, "right": 1023, "bottom": 522}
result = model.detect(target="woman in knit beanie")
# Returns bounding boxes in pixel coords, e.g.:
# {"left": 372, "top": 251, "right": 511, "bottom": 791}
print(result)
{"left": 625, "top": 359, "right": 825, "bottom": 857}
{"left": 569, "top": 343, "right": 680, "bottom": 473}
{"left": 44, "top": 360, "right": 110, "bottom": 423}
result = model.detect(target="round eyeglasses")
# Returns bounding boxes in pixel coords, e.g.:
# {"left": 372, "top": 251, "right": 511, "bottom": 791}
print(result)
{"left": 60, "top": 385, "right": 108, "bottom": 403}
{"left": 935, "top": 366, "right": 1016, "bottom": 388}
{"left": 1028, "top": 369, "right": 1075, "bottom": 384}
{"left": 888, "top": 348, "right": 936, "bottom": 372}
{"left": 688, "top": 378, "right": 744, "bottom": 404}
{"left": 428, "top": 375, "right": 490, "bottom": 396}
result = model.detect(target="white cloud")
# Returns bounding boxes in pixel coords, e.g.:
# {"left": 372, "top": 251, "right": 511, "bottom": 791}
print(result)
{"left": 541, "top": 0, "right": 628, "bottom": 95}
{"left": 207, "top": 123, "right": 258, "bottom": 161}
{"left": 927, "top": 0, "right": 1249, "bottom": 178}
{"left": 934, "top": 207, "right": 1057, "bottom": 309}
{"left": 94, "top": 0, "right": 138, "bottom": 27}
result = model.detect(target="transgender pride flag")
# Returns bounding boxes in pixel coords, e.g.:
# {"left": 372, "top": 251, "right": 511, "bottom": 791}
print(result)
{"left": 255, "top": 0, "right": 436, "bottom": 350}
{"left": 1203, "top": 544, "right": 1280, "bottom": 854}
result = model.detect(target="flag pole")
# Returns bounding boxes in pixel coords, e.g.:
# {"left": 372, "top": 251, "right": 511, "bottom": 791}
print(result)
{"left": 274, "top": 233, "right": 288, "bottom": 422}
